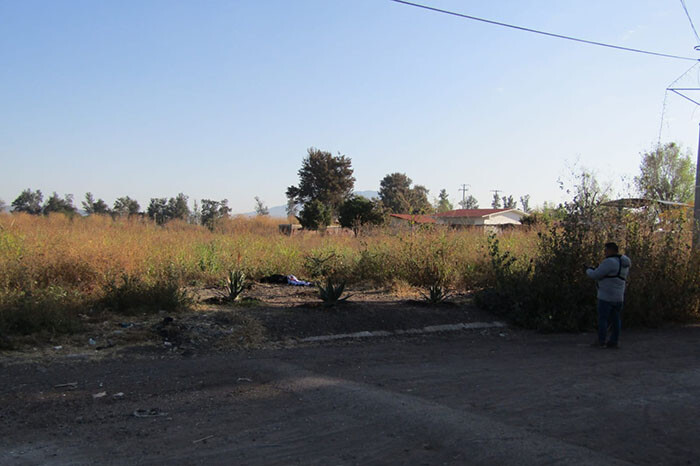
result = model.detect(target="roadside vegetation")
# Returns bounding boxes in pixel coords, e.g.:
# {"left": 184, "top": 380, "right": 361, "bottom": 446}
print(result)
{"left": 0, "top": 213, "right": 523, "bottom": 339}
{"left": 1, "top": 204, "right": 697, "bottom": 342}
{"left": 479, "top": 171, "right": 699, "bottom": 331}
{"left": 1, "top": 143, "right": 698, "bottom": 343}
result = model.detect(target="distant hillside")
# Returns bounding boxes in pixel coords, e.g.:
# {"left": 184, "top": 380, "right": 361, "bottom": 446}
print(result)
{"left": 354, "top": 190, "right": 380, "bottom": 200}
{"left": 240, "top": 190, "right": 379, "bottom": 218}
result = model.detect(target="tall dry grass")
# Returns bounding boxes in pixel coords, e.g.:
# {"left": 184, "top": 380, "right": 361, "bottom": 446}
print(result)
{"left": 0, "top": 213, "right": 536, "bottom": 336}
{"left": 3, "top": 209, "right": 692, "bottom": 338}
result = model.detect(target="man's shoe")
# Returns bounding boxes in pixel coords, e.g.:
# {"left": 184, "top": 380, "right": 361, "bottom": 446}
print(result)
{"left": 606, "top": 342, "right": 619, "bottom": 349}
{"left": 591, "top": 341, "right": 606, "bottom": 348}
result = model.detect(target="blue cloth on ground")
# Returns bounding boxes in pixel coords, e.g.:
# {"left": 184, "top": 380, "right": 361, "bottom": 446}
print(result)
{"left": 287, "top": 275, "right": 311, "bottom": 286}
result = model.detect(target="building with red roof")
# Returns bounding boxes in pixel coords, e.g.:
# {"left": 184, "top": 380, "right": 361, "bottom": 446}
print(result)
{"left": 434, "top": 208, "right": 526, "bottom": 226}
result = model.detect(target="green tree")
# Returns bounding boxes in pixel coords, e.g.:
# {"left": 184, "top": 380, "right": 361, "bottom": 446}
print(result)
{"left": 11, "top": 189, "right": 43, "bottom": 214}
{"left": 113, "top": 196, "right": 140, "bottom": 216}
{"left": 635, "top": 142, "right": 696, "bottom": 203}
{"left": 254, "top": 196, "right": 269, "bottom": 216}
{"left": 146, "top": 194, "right": 190, "bottom": 224}
{"left": 458, "top": 195, "right": 479, "bottom": 209}
{"left": 42, "top": 192, "right": 76, "bottom": 215}
{"left": 338, "top": 196, "right": 384, "bottom": 235}
{"left": 491, "top": 192, "right": 502, "bottom": 209}
{"left": 147, "top": 198, "right": 169, "bottom": 225}
{"left": 410, "top": 185, "right": 433, "bottom": 214}
{"left": 502, "top": 195, "right": 517, "bottom": 209}
{"left": 436, "top": 189, "right": 453, "bottom": 213}
{"left": 297, "top": 199, "right": 332, "bottom": 231}
{"left": 379, "top": 173, "right": 433, "bottom": 214}
{"left": 286, "top": 147, "right": 355, "bottom": 218}
{"left": 379, "top": 173, "right": 412, "bottom": 213}
{"left": 520, "top": 194, "right": 532, "bottom": 213}
{"left": 166, "top": 193, "right": 190, "bottom": 221}
{"left": 201, "top": 199, "right": 231, "bottom": 229}
{"left": 82, "top": 192, "right": 111, "bottom": 215}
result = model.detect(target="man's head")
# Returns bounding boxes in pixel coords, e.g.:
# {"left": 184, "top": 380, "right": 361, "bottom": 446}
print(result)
{"left": 604, "top": 242, "right": 619, "bottom": 257}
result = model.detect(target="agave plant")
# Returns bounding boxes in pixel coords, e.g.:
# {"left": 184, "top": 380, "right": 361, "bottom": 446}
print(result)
{"left": 422, "top": 282, "right": 452, "bottom": 304}
{"left": 224, "top": 269, "right": 246, "bottom": 302}
{"left": 318, "top": 277, "right": 350, "bottom": 307}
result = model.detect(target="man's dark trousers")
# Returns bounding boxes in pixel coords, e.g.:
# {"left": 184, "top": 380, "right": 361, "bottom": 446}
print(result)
{"left": 598, "top": 299, "right": 622, "bottom": 345}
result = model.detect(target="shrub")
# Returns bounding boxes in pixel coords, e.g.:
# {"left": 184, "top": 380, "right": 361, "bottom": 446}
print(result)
{"left": 400, "top": 233, "right": 458, "bottom": 303}
{"left": 622, "top": 208, "right": 700, "bottom": 326}
{"left": 100, "top": 274, "right": 191, "bottom": 315}
{"left": 477, "top": 193, "right": 700, "bottom": 331}
{"left": 0, "top": 286, "right": 84, "bottom": 338}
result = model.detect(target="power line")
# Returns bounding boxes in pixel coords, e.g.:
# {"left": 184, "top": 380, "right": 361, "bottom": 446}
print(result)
{"left": 658, "top": 62, "right": 700, "bottom": 146}
{"left": 680, "top": 0, "right": 700, "bottom": 45}
{"left": 390, "top": 0, "right": 700, "bottom": 62}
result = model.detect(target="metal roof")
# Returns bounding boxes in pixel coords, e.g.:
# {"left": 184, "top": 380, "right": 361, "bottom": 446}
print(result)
{"left": 600, "top": 198, "right": 692, "bottom": 209}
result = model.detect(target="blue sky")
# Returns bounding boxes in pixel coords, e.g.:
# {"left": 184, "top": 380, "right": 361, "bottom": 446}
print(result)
{"left": 2, "top": 0, "right": 700, "bottom": 213}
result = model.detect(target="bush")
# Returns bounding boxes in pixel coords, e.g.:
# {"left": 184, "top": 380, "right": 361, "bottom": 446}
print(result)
{"left": 297, "top": 200, "right": 332, "bottom": 231}
{"left": 622, "top": 209, "right": 700, "bottom": 326}
{"left": 0, "top": 287, "right": 84, "bottom": 338}
{"left": 477, "top": 194, "right": 700, "bottom": 331}
{"left": 100, "top": 274, "right": 191, "bottom": 315}
{"left": 399, "top": 233, "right": 458, "bottom": 302}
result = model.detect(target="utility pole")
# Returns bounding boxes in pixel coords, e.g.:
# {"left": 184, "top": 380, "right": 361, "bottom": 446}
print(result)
{"left": 459, "top": 184, "right": 470, "bottom": 204}
{"left": 666, "top": 88, "right": 700, "bottom": 249}
{"left": 694, "top": 123, "right": 700, "bottom": 249}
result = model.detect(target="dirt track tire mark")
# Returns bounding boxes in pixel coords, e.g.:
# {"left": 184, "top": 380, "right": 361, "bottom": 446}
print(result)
{"left": 149, "top": 359, "right": 632, "bottom": 466}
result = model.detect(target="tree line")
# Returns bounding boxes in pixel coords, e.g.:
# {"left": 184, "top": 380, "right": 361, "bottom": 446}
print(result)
{"left": 2, "top": 142, "right": 694, "bottom": 232}
{"left": 6, "top": 190, "right": 234, "bottom": 229}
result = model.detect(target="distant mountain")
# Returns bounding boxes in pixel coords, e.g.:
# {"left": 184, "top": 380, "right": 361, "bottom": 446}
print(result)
{"left": 239, "top": 190, "right": 379, "bottom": 218}
{"left": 354, "top": 190, "right": 380, "bottom": 200}
{"left": 263, "top": 204, "right": 290, "bottom": 218}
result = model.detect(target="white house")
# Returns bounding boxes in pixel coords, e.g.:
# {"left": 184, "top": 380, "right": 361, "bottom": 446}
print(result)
{"left": 433, "top": 208, "right": 527, "bottom": 227}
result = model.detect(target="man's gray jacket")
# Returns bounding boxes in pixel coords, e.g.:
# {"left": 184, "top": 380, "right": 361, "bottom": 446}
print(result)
{"left": 586, "top": 255, "right": 632, "bottom": 303}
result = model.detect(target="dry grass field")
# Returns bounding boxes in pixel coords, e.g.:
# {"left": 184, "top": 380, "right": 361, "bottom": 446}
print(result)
{"left": 1, "top": 210, "right": 697, "bottom": 349}
{"left": 0, "top": 213, "right": 536, "bottom": 343}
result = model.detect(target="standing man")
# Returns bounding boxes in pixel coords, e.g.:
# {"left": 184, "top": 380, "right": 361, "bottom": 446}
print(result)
{"left": 585, "top": 242, "right": 632, "bottom": 349}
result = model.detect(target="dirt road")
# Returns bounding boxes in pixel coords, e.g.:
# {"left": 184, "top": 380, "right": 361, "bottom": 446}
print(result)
{"left": 2, "top": 326, "right": 699, "bottom": 465}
